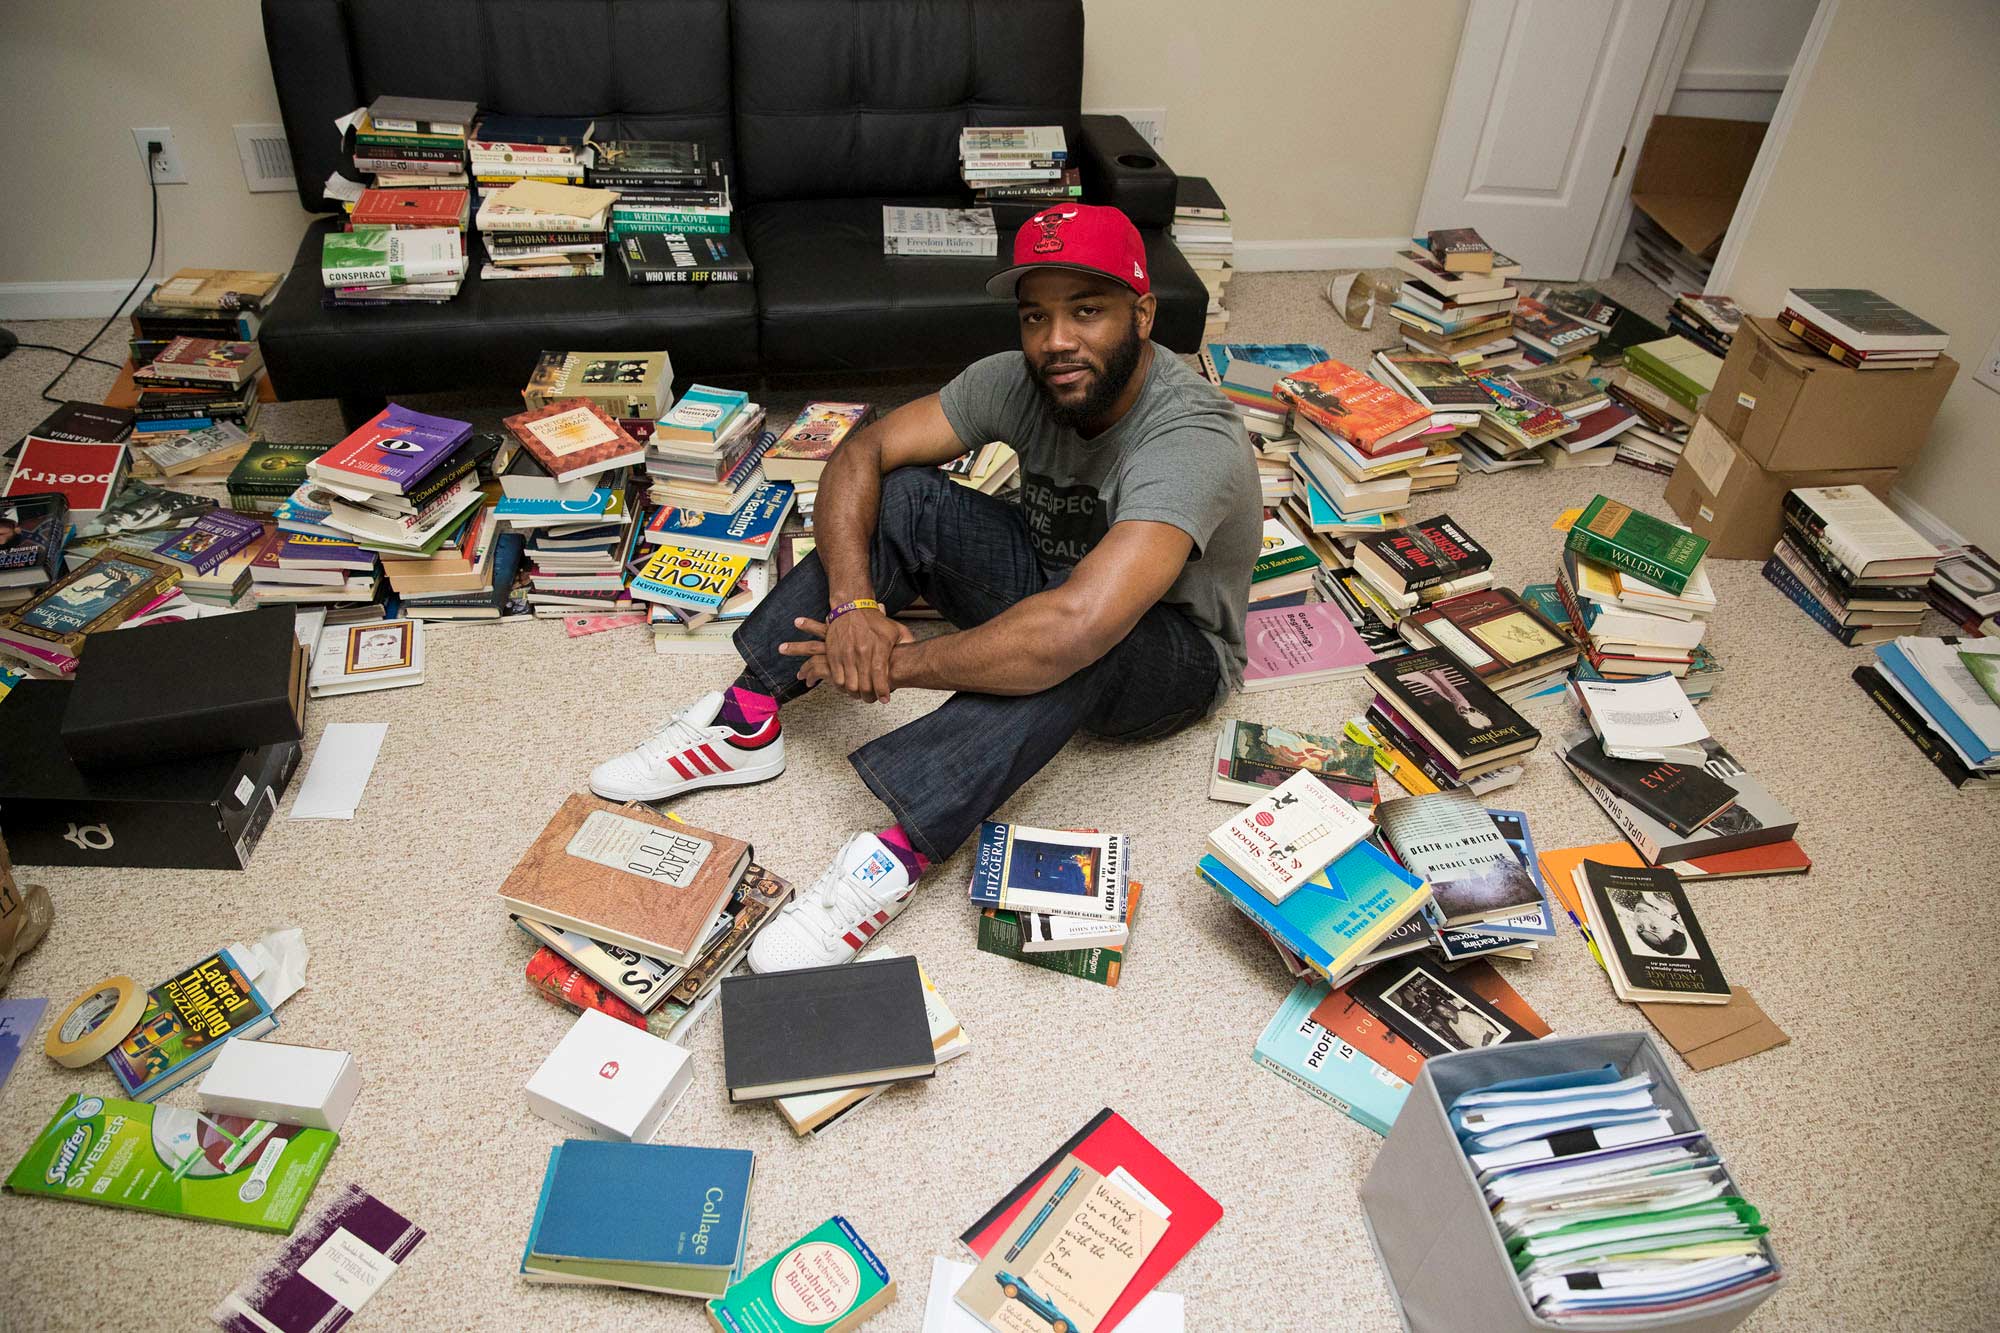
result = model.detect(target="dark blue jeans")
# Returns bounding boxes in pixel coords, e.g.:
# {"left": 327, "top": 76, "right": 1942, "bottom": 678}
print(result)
{"left": 733, "top": 466, "right": 1222, "bottom": 861}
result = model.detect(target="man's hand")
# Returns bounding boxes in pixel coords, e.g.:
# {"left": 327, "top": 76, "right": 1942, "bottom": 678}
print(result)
{"left": 780, "top": 612, "right": 914, "bottom": 702}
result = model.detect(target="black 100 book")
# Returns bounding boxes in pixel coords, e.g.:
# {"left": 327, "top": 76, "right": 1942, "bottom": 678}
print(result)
{"left": 1366, "top": 647, "right": 1539, "bottom": 765}
{"left": 1564, "top": 735, "right": 1736, "bottom": 835}
{"left": 1355, "top": 515, "right": 1492, "bottom": 593}
{"left": 1579, "top": 861, "right": 1730, "bottom": 1004}
{"left": 60, "top": 605, "right": 306, "bottom": 768}
{"left": 720, "top": 954, "right": 936, "bottom": 1102}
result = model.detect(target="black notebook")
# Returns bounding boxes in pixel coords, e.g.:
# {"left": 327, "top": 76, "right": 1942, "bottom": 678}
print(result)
{"left": 60, "top": 605, "right": 305, "bottom": 768}
{"left": 720, "top": 955, "right": 936, "bottom": 1102}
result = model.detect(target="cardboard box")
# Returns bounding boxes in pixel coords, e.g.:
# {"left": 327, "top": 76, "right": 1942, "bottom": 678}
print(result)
{"left": 1629, "top": 116, "right": 1767, "bottom": 258}
{"left": 1666, "top": 416, "right": 1897, "bottom": 560}
{"left": 1707, "top": 317, "right": 1959, "bottom": 471}
{"left": 1359, "top": 1031, "right": 1783, "bottom": 1333}
{"left": 526, "top": 1008, "right": 692, "bottom": 1142}
{"left": 197, "top": 1040, "right": 361, "bottom": 1131}
{"left": 0, "top": 681, "right": 298, "bottom": 869}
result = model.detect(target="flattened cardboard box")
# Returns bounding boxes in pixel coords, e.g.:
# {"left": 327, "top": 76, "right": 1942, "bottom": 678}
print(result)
{"left": 1707, "top": 317, "right": 1959, "bottom": 472}
{"left": 1666, "top": 416, "right": 1895, "bottom": 561}
{"left": 1628, "top": 115, "right": 1766, "bottom": 258}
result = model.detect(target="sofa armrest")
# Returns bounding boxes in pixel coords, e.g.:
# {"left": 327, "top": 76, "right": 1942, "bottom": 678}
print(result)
{"left": 1077, "top": 115, "right": 1177, "bottom": 229}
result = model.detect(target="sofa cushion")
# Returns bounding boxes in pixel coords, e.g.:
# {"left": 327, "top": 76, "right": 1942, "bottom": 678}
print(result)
{"left": 747, "top": 198, "right": 1210, "bottom": 374}
{"left": 258, "top": 218, "right": 758, "bottom": 401}
{"left": 730, "top": 0, "right": 1082, "bottom": 206}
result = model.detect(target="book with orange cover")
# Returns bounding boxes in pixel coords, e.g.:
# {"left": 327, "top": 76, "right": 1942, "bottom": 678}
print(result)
{"left": 497, "top": 794, "right": 750, "bottom": 965}
{"left": 1310, "top": 957, "right": 1549, "bottom": 1080}
{"left": 1273, "top": 360, "right": 1431, "bottom": 457}
{"left": 501, "top": 397, "right": 644, "bottom": 483}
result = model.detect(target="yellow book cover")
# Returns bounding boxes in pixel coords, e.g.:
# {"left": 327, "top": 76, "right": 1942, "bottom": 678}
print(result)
{"left": 632, "top": 544, "right": 748, "bottom": 612}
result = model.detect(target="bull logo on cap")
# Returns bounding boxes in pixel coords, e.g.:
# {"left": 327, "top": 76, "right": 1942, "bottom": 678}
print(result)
{"left": 1031, "top": 209, "right": 1079, "bottom": 254}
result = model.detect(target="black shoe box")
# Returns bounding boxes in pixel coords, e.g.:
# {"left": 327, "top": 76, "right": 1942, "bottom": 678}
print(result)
{"left": 0, "top": 680, "right": 299, "bottom": 869}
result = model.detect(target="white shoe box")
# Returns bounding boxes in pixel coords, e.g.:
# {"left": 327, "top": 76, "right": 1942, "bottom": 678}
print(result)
{"left": 196, "top": 1040, "right": 361, "bottom": 1132}
{"left": 525, "top": 1007, "right": 693, "bottom": 1142}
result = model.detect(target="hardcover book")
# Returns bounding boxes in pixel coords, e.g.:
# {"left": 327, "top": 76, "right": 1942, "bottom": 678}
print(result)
{"left": 5, "top": 437, "right": 128, "bottom": 520}
{"left": 1564, "top": 495, "right": 1709, "bottom": 595}
{"left": 1341, "top": 956, "right": 1538, "bottom": 1057}
{"left": 1366, "top": 648, "right": 1541, "bottom": 766}
{"left": 1253, "top": 980, "right": 1410, "bottom": 1136}
{"left": 1272, "top": 360, "right": 1432, "bottom": 456}
{"left": 1210, "top": 719, "right": 1377, "bottom": 806}
{"left": 1400, "top": 587, "right": 1574, "bottom": 686}
{"left": 212, "top": 1185, "right": 425, "bottom": 1333}
{"left": 618, "top": 232, "right": 754, "bottom": 283}
{"left": 523, "top": 349, "right": 673, "bottom": 419}
{"left": 502, "top": 397, "right": 644, "bottom": 483}
{"left": 6, "top": 1095, "right": 335, "bottom": 1233}
{"left": 1782, "top": 486, "right": 1936, "bottom": 582}
{"left": 497, "top": 794, "right": 751, "bottom": 965}
{"left": 776, "top": 959, "right": 968, "bottom": 1135}
{"left": 1374, "top": 790, "right": 1543, "bottom": 926}
{"left": 1578, "top": 861, "right": 1730, "bottom": 1004}
{"left": 351, "top": 187, "right": 470, "bottom": 229}
{"left": 1206, "top": 768, "right": 1375, "bottom": 902}
{"left": 150, "top": 268, "right": 283, "bottom": 312}
{"left": 978, "top": 883, "right": 1143, "bottom": 989}
{"left": 1197, "top": 841, "right": 1430, "bottom": 983}
{"left": 311, "top": 405, "right": 472, "bottom": 495}
{"left": 1781, "top": 287, "right": 1949, "bottom": 351}
{"left": 765, "top": 402, "right": 872, "bottom": 482}
{"left": 1353, "top": 515, "right": 1490, "bottom": 593}
{"left": 1624, "top": 337, "right": 1722, "bottom": 409}
{"left": 1563, "top": 735, "right": 1738, "bottom": 835}
{"left": 719, "top": 955, "right": 935, "bottom": 1102}
{"left": 228, "top": 441, "right": 333, "bottom": 506}
{"left": 104, "top": 948, "right": 278, "bottom": 1101}
{"left": 707, "top": 1216, "right": 895, "bottom": 1333}
{"left": 522, "top": 1141, "right": 754, "bottom": 1295}
{"left": 0, "top": 491, "right": 69, "bottom": 583}
{"left": 152, "top": 509, "right": 266, "bottom": 575}
{"left": 967, "top": 823, "right": 1128, "bottom": 922}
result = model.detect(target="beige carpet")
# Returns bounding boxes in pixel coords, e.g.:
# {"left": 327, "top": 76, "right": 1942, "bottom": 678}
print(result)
{"left": 2, "top": 269, "right": 1996, "bottom": 1333}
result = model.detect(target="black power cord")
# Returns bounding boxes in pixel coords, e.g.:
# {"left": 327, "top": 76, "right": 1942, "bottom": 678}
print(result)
{"left": 19, "top": 142, "right": 164, "bottom": 402}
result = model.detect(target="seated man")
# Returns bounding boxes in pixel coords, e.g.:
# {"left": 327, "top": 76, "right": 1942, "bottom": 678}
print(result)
{"left": 590, "top": 205, "right": 1260, "bottom": 972}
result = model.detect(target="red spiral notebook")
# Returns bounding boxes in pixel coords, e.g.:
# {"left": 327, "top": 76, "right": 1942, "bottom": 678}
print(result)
{"left": 958, "top": 1109, "right": 1221, "bottom": 1333}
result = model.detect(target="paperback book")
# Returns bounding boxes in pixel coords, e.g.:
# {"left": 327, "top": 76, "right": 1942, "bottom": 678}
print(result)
{"left": 1206, "top": 768, "right": 1374, "bottom": 902}
{"left": 1374, "top": 790, "right": 1543, "bottom": 927}
{"left": 523, "top": 1141, "right": 754, "bottom": 1295}
{"left": 977, "top": 883, "right": 1143, "bottom": 989}
{"left": 1253, "top": 980, "right": 1411, "bottom": 1136}
{"left": 1576, "top": 861, "right": 1730, "bottom": 1004}
{"left": 212, "top": 1185, "right": 424, "bottom": 1333}
{"left": 1209, "top": 719, "right": 1377, "bottom": 806}
{"left": 1342, "top": 955, "right": 1539, "bottom": 1057}
{"left": 967, "top": 823, "right": 1128, "bottom": 922}
{"left": 707, "top": 1216, "right": 894, "bottom": 1333}
{"left": 1198, "top": 843, "right": 1430, "bottom": 985}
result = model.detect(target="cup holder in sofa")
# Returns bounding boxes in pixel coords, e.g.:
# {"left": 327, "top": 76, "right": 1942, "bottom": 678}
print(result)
{"left": 1117, "top": 152, "right": 1159, "bottom": 170}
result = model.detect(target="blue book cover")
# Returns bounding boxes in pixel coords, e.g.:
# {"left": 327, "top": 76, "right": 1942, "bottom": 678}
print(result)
{"left": 1198, "top": 844, "right": 1427, "bottom": 980}
{"left": 494, "top": 489, "right": 615, "bottom": 523}
{"left": 966, "top": 821, "right": 1009, "bottom": 908}
{"left": 644, "top": 480, "right": 796, "bottom": 558}
{"left": 1876, "top": 640, "right": 1998, "bottom": 764}
{"left": 1761, "top": 557, "right": 1864, "bottom": 646}
{"left": 1253, "top": 980, "right": 1409, "bottom": 1136}
{"left": 659, "top": 385, "right": 750, "bottom": 440}
{"left": 473, "top": 114, "right": 594, "bottom": 146}
{"left": 1208, "top": 342, "right": 1330, "bottom": 385}
{"left": 527, "top": 1141, "right": 755, "bottom": 1274}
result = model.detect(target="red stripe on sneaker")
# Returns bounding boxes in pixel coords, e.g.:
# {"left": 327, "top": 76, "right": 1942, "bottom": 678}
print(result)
{"left": 842, "top": 930, "right": 865, "bottom": 949}
{"left": 873, "top": 911, "right": 889, "bottom": 925}
{"left": 668, "top": 755, "right": 695, "bottom": 780}
{"left": 856, "top": 919, "right": 876, "bottom": 938}
{"left": 699, "top": 744, "right": 731, "bottom": 772}
{"left": 684, "top": 750, "right": 711, "bottom": 776}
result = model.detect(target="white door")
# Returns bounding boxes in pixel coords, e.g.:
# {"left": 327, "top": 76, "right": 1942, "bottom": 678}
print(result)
{"left": 1417, "top": 0, "right": 1673, "bottom": 280}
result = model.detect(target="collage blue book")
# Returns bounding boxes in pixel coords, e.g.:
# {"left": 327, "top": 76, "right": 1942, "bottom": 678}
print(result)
{"left": 523, "top": 1141, "right": 755, "bottom": 1284}
{"left": 1197, "top": 842, "right": 1427, "bottom": 981}
{"left": 1253, "top": 979, "right": 1408, "bottom": 1136}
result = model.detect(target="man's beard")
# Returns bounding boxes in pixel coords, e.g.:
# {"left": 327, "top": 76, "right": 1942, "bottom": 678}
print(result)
{"left": 1030, "top": 314, "right": 1146, "bottom": 430}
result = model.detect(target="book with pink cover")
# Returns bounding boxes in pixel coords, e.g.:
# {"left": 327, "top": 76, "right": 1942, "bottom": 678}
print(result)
{"left": 1241, "top": 603, "right": 1377, "bottom": 691}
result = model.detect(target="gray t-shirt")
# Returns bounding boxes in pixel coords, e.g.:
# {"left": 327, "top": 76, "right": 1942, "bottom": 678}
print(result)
{"left": 938, "top": 343, "right": 1260, "bottom": 692}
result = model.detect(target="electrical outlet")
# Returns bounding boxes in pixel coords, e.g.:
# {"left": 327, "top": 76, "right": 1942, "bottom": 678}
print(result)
{"left": 1974, "top": 328, "right": 2000, "bottom": 396}
{"left": 131, "top": 127, "right": 187, "bottom": 184}
{"left": 1085, "top": 106, "right": 1166, "bottom": 153}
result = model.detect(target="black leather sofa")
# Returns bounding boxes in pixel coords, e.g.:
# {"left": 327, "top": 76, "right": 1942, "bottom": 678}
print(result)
{"left": 256, "top": 0, "right": 1206, "bottom": 421}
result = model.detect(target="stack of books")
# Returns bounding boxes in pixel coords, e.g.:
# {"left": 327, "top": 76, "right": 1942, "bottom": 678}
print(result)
{"left": 1929, "top": 545, "right": 2000, "bottom": 636}
{"left": 0, "top": 549, "right": 181, "bottom": 676}
{"left": 1555, "top": 496, "right": 1718, "bottom": 689}
{"left": 469, "top": 114, "right": 592, "bottom": 191}
{"left": 1512, "top": 363, "right": 1635, "bottom": 468}
{"left": 1349, "top": 514, "right": 1494, "bottom": 621}
{"left": 1777, "top": 287, "right": 1950, "bottom": 370}
{"left": 591, "top": 141, "right": 733, "bottom": 248}
{"left": 1176, "top": 177, "right": 1233, "bottom": 338}
{"left": 1627, "top": 212, "right": 1712, "bottom": 296}
{"left": 1600, "top": 335, "right": 1723, "bottom": 471}
{"left": 1248, "top": 513, "right": 1322, "bottom": 609}
{"left": 958, "top": 125, "right": 1074, "bottom": 206}
{"left": 126, "top": 337, "right": 266, "bottom": 448}
{"left": 1510, "top": 295, "right": 1601, "bottom": 366}
{"left": 638, "top": 477, "right": 792, "bottom": 651}
{"left": 940, "top": 441, "right": 1018, "bottom": 497}
{"left": 127, "top": 274, "right": 270, "bottom": 370}
{"left": 881, "top": 206, "right": 997, "bottom": 256}
{"left": 1460, "top": 370, "right": 1576, "bottom": 472}
{"left": 347, "top": 184, "right": 471, "bottom": 238}
{"left": 351, "top": 95, "right": 474, "bottom": 183}
{"left": 502, "top": 487, "right": 637, "bottom": 619}
{"left": 767, "top": 957, "right": 970, "bottom": 1136}
{"left": 249, "top": 494, "right": 384, "bottom": 610}
{"left": 760, "top": 400, "right": 870, "bottom": 522}
{"left": 1277, "top": 360, "right": 1459, "bottom": 553}
{"left": 1668, "top": 292, "right": 1742, "bottom": 359}
{"left": 1764, "top": 484, "right": 1936, "bottom": 646}
{"left": 150, "top": 508, "right": 269, "bottom": 607}
{"left": 1366, "top": 645, "right": 1542, "bottom": 794}
{"left": 1557, "top": 727, "right": 1798, "bottom": 868}
{"left": 321, "top": 227, "right": 466, "bottom": 305}
{"left": 1398, "top": 585, "right": 1578, "bottom": 704}
{"left": 306, "top": 406, "right": 484, "bottom": 570}
{"left": 1196, "top": 343, "right": 1321, "bottom": 510}
{"left": 644, "top": 385, "right": 767, "bottom": 508}
{"left": 1391, "top": 230, "right": 1524, "bottom": 366}
{"left": 503, "top": 795, "right": 792, "bottom": 1044}
{"left": 969, "top": 822, "right": 1142, "bottom": 986}
{"left": 0, "top": 492, "right": 70, "bottom": 609}
{"left": 1854, "top": 634, "right": 2000, "bottom": 794}
{"left": 475, "top": 180, "right": 615, "bottom": 281}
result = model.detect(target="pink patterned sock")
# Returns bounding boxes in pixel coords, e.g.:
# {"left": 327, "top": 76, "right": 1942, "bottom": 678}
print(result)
{"left": 877, "top": 825, "right": 932, "bottom": 881}
{"left": 716, "top": 683, "right": 779, "bottom": 735}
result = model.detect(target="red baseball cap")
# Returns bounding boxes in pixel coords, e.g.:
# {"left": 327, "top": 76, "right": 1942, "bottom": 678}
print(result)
{"left": 984, "top": 203, "right": 1151, "bottom": 299}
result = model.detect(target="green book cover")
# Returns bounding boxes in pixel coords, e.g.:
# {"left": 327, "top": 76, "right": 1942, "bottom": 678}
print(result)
{"left": 976, "top": 881, "right": 1140, "bottom": 988}
{"left": 228, "top": 441, "right": 332, "bottom": 496}
{"left": 1623, "top": 337, "right": 1721, "bottom": 409}
{"left": 1564, "top": 496, "right": 1710, "bottom": 595}
{"left": 5, "top": 1094, "right": 337, "bottom": 1233}
{"left": 706, "top": 1215, "right": 894, "bottom": 1333}
{"left": 1253, "top": 518, "right": 1323, "bottom": 583}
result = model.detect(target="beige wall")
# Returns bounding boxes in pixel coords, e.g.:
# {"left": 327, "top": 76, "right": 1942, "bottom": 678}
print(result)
{"left": 0, "top": 0, "right": 1467, "bottom": 299}
{"left": 1719, "top": 0, "right": 2000, "bottom": 551}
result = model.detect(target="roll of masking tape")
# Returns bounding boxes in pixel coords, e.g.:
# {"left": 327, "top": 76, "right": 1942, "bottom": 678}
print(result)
{"left": 45, "top": 975, "right": 144, "bottom": 1068}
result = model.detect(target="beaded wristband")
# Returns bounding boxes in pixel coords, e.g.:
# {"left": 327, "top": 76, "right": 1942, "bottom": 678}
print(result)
{"left": 827, "top": 598, "right": 884, "bottom": 623}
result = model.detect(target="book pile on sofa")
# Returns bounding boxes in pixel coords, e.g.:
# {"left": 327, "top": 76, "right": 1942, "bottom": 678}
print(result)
{"left": 346, "top": 184, "right": 472, "bottom": 240}
{"left": 474, "top": 178, "right": 614, "bottom": 281}
{"left": 587, "top": 138, "right": 732, "bottom": 246}
{"left": 1554, "top": 495, "right": 1719, "bottom": 696}
{"left": 1764, "top": 484, "right": 1936, "bottom": 646}
{"left": 321, "top": 226, "right": 467, "bottom": 305}
{"left": 1390, "top": 229, "right": 1523, "bottom": 367}
{"left": 351, "top": 95, "right": 473, "bottom": 183}
{"left": 470, "top": 114, "right": 591, "bottom": 190}
{"left": 958, "top": 124, "right": 1074, "bottom": 206}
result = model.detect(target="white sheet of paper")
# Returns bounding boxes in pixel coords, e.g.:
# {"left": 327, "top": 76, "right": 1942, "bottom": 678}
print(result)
{"left": 290, "top": 723, "right": 388, "bottom": 820}
{"left": 924, "top": 1258, "right": 1183, "bottom": 1333}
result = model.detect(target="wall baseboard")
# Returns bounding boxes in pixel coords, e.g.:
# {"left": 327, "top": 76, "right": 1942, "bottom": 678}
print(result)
{"left": 1230, "top": 238, "right": 1407, "bottom": 274}
{"left": 0, "top": 280, "right": 152, "bottom": 322}
{"left": 1887, "top": 487, "right": 1967, "bottom": 550}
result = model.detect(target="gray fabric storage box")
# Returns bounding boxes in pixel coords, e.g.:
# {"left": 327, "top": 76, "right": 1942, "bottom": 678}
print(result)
{"left": 1359, "top": 1031, "right": 1783, "bottom": 1333}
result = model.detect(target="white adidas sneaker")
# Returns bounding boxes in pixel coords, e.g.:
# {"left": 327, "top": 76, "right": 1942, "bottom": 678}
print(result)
{"left": 747, "top": 832, "right": 916, "bottom": 973}
{"left": 588, "top": 691, "right": 785, "bottom": 803}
